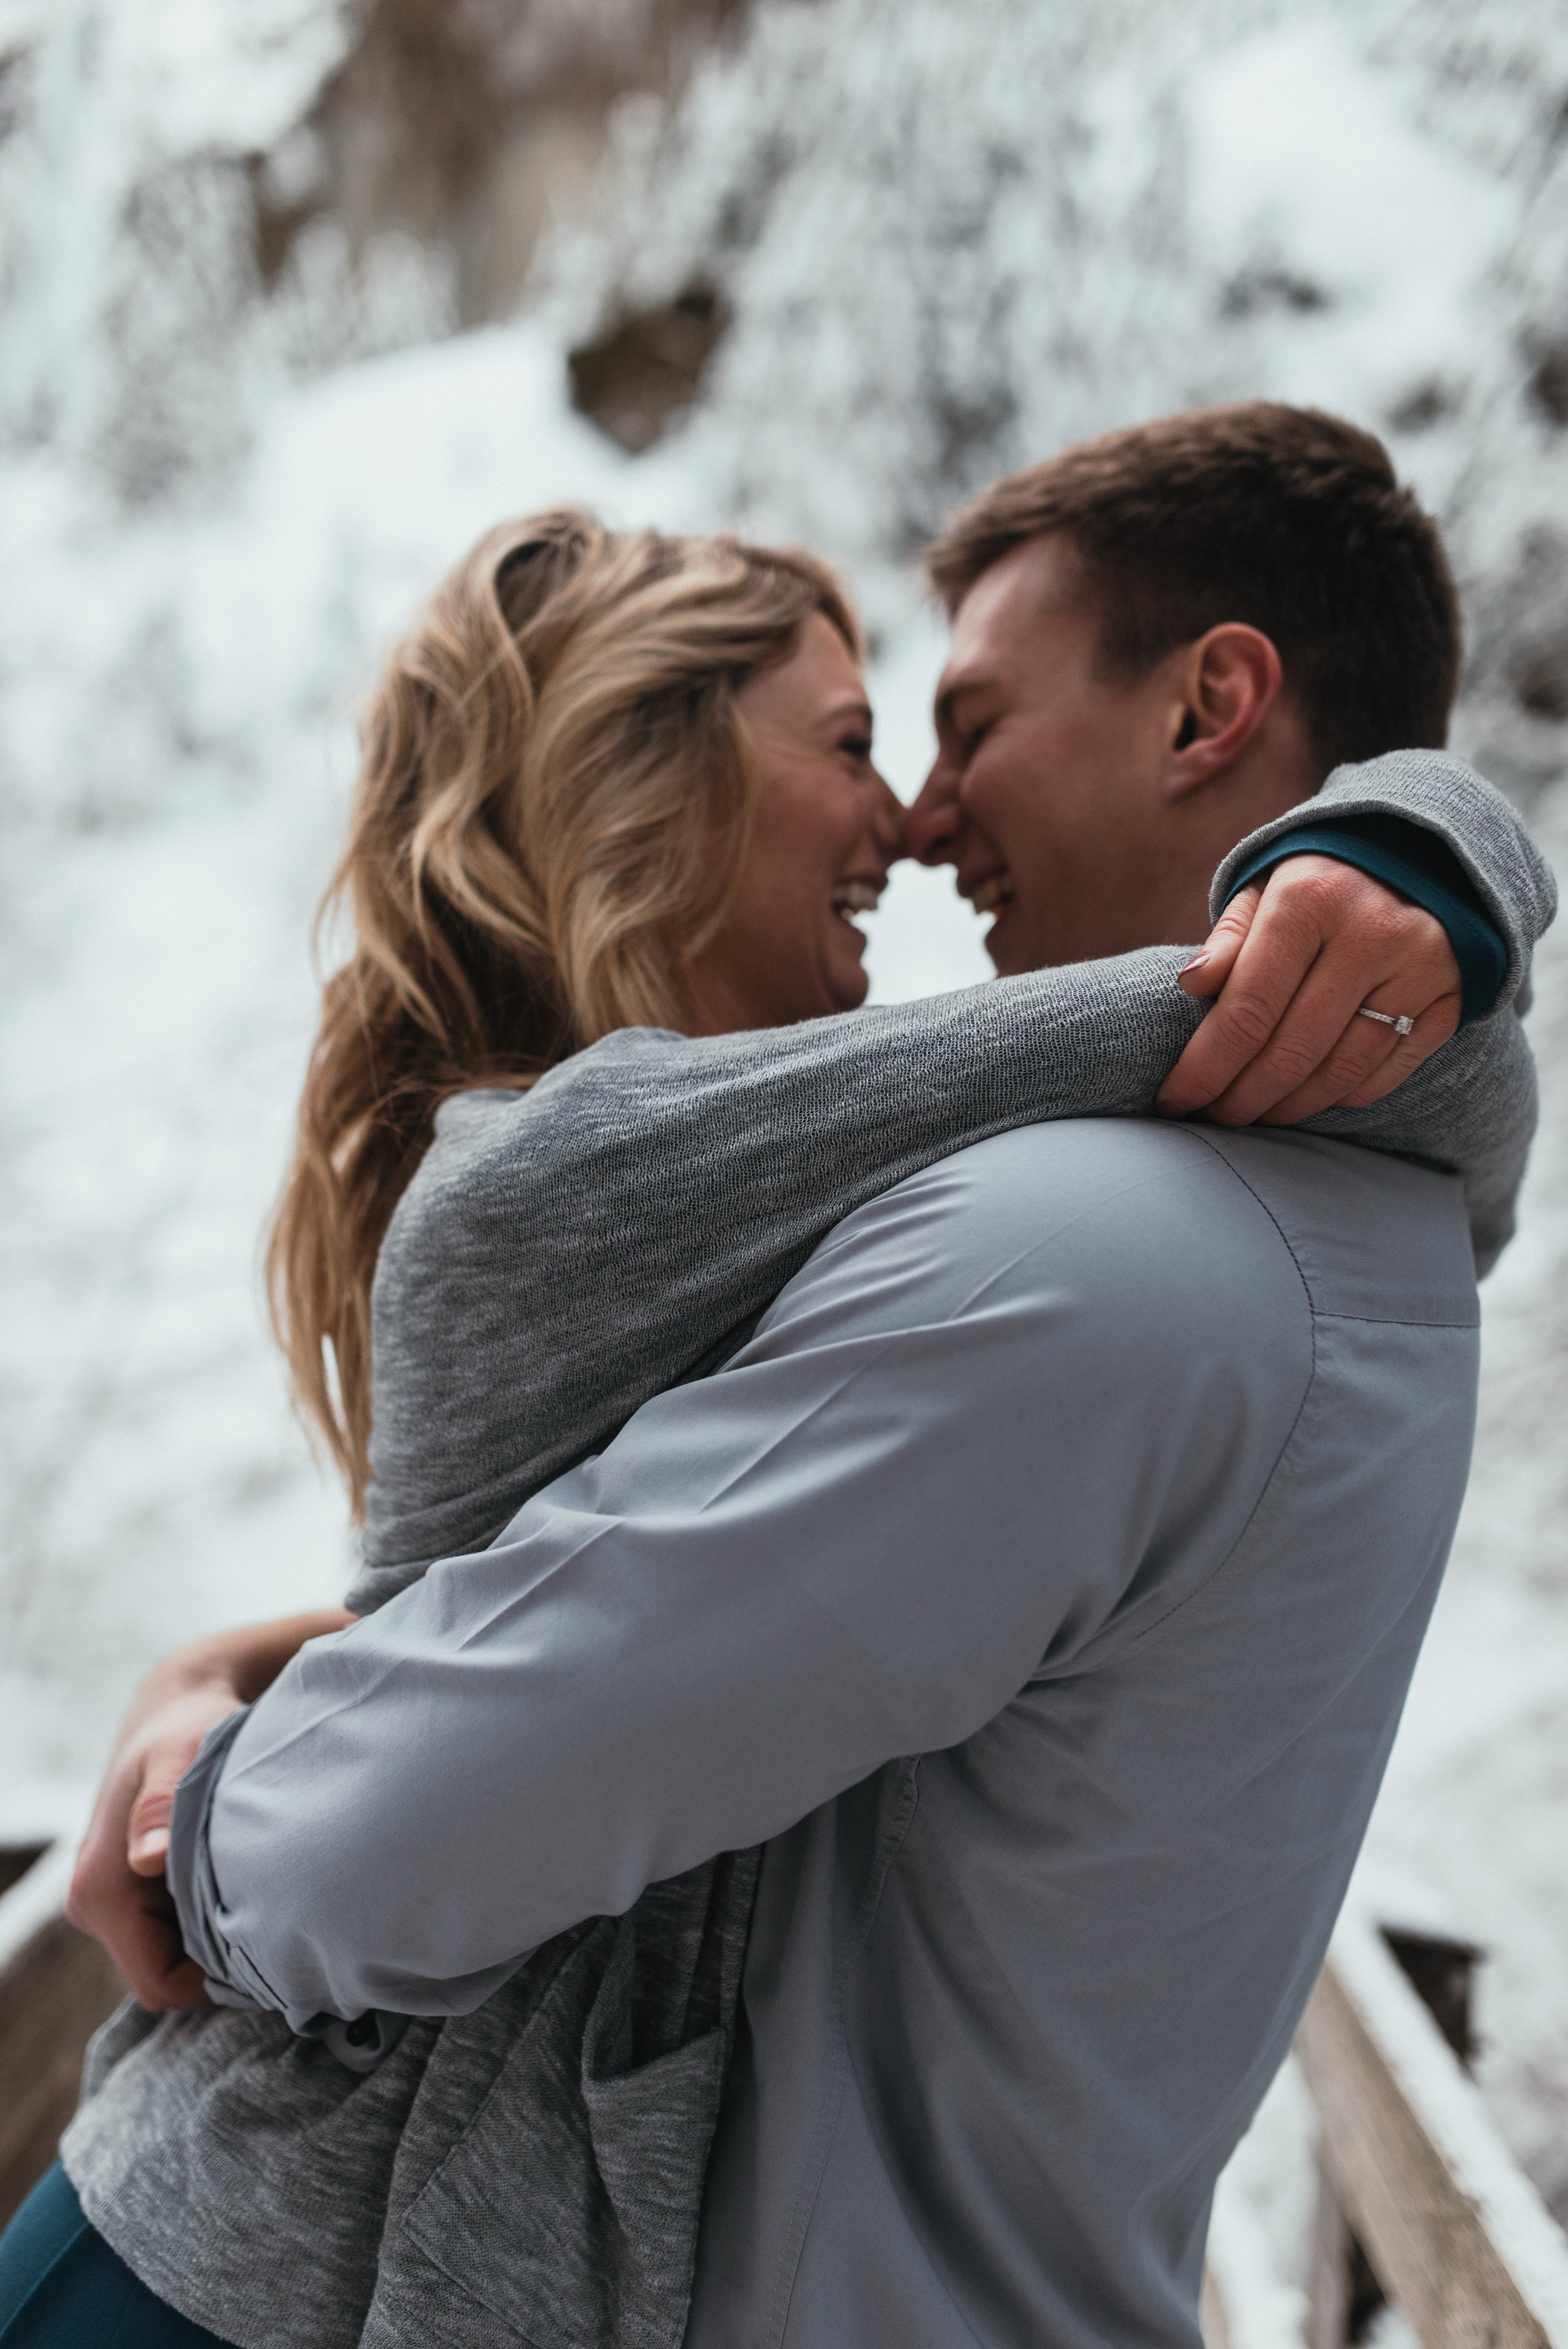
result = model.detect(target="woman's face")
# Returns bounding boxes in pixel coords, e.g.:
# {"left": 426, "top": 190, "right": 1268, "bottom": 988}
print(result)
{"left": 686, "top": 613, "right": 905, "bottom": 1032}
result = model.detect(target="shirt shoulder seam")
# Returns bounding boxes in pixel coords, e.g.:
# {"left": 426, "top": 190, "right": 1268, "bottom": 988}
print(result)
{"left": 1067, "top": 1127, "right": 1318, "bottom": 1680}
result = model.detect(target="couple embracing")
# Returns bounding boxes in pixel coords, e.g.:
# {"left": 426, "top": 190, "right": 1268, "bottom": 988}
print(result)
{"left": 2, "top": 400, "right": 1556, "bottom": 2349}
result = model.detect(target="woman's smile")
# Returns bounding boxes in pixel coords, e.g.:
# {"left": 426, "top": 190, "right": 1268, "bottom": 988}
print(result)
{"left": 831, "top": 874, "right": 885, "bottom": 931}
{"left": 686, "top": 610, "right": 904, "bottom": 1031}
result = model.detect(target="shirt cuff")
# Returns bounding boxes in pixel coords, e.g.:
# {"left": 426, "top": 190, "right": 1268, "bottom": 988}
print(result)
{"left": 167, "top": 1705, "right": 410, "bottom": 2071}
{"left": 1222, "top": 818, "right": 1508, "bottom": 1027}
{"left": 167, "top": 1707, "right": 258, "bottom": 1999}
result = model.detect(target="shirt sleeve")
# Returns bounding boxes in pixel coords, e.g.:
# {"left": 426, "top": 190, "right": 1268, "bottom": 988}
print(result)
{"left": 171, "top": 1125, "right": 1310, "bottom": 2030}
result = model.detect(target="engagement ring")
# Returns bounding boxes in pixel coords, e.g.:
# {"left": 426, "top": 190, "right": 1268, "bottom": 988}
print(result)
{"left": 1356, "top": 1006, "right": 1416, "bottom": 1037}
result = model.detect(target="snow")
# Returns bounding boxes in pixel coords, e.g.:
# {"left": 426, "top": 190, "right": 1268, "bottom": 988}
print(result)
{"left": 1185, "top": 24, "right": 1515, "bottom": 444}
{"left": 1, "top": 0, "right": 1565, "bottom": 2313}
{"left": 0, "top": 319, "right": 683, "bottom": 1806}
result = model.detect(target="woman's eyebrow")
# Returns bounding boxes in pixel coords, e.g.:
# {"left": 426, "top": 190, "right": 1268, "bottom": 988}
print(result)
{"left": 821, "top": 696, "right": 874, "bottom": 733}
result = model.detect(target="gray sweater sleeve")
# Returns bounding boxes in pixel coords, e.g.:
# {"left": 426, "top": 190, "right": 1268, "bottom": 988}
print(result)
{"left": 354, "top": 750, "right": 1552, "bottom": 1604}
{"left": 1212, "top": 751, "right": 1556, "bottom": 1279}
{"left": 1211, "top": 751, "right": 1557, "bottom": 1010}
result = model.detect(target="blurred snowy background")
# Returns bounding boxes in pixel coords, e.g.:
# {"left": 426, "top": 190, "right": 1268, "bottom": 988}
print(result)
{"left": 1, "top": 0, "right": 1565, "bottom": 2317}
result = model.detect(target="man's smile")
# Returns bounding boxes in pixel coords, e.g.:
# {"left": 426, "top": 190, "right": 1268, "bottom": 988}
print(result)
{"left": 965, "top": 866, "right": 1015, "bottom": 916}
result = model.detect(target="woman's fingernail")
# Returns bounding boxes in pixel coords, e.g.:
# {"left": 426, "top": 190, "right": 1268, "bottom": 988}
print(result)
{"left": 1180, "top": 952, "right": 1209, "bottom": 975}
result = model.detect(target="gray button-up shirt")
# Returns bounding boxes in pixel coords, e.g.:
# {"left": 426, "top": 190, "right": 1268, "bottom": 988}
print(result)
{"left": 174, "top": 1113, "right": 1479, "bottom": 2346}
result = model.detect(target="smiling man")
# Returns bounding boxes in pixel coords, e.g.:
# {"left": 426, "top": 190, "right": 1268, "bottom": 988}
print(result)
{"left": 919, "top": 533, "right": 1317, "bottom": 967}
{"left": 909, "top": 402, "right": 1508, "bottom": 1128}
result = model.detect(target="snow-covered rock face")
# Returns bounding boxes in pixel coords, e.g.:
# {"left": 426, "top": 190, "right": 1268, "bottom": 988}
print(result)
{"left": 558, "top": 0, "right": 1568, "bottom": 805}
{"left": 0, "top": 0, "right": 351, "bottom": 500}
{"left": 562, "top": 4, "right": 1551, "bottom": 603}
{"left": 0, "top": 0, "right": 1564, "bottom": 2242}
{"left": 0, "top": 0, "right": 743, "bottom": 504}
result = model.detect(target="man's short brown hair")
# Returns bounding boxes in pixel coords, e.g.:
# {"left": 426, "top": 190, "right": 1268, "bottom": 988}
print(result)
{"left": 924, "top": 402, "right": 1461, "bottom": 777}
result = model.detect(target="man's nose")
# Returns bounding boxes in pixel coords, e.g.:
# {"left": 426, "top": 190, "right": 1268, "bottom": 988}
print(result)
{"left": 906, "top": 758, "right": 963, "bottom": 866}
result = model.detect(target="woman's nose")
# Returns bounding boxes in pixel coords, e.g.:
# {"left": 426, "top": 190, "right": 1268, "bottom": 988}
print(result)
{"left": 870, "top": 768, "right": 906, "bottom": 860}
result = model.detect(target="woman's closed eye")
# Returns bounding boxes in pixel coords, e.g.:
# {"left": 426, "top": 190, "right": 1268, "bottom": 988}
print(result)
{"left": 839, "top": 733, "right": 874, "bottom": 762}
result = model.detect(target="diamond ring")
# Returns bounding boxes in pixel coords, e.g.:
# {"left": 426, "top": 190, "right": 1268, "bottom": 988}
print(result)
{"left": 1356, "top": 1006, "right": 1416, "bottom": 1038}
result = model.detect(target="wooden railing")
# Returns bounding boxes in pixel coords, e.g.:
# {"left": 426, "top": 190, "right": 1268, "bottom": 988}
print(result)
{"left": 4, "top": 1841, "right": 1567, "bottom": 2343}
{"left": 0, "top": 1839, "right": 126, "bottom": 2226}
{"left": 1204, "top": 1912, "right": 1568, "bottom": 2349}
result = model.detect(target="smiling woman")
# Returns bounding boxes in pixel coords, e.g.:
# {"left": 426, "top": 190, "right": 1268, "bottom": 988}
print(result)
{"left": 270, "top": 508, "right": 863, "bottom": 1508}
{"left": 686, "top": 613, "right": 904, "bottom": 1030}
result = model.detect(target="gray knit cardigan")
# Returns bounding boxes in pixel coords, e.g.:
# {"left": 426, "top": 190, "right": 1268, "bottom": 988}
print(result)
{"left": 63, "top": 754, "right": 1556, "bottom": 2349}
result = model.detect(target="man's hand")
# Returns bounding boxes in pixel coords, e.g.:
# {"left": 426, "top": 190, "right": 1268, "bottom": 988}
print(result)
{"left": 66, "top": 1609, "right": 356, "bottom": 2010}
{"left": 1156, "top": 856, "right": 1464, "bottom": 1127}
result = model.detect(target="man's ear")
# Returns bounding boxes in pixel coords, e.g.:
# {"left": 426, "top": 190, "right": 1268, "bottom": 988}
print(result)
{"left": 1162, "top": 625, "right": 1283, "bottom": 801}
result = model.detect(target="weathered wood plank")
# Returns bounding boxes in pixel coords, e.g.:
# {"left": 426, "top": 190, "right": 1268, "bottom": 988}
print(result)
{"left": 1305, "top": 1926, "right": 1484, "bottom": 2348}
{"left": 0, "top": 1845, "right": 127, "bottom": 2229}
{"left": 1296, "top": 1917, "right": 1568, "bottom": 2349}
{"left": 1304, "top": 2160, "right": 1352, "bottom": 2349}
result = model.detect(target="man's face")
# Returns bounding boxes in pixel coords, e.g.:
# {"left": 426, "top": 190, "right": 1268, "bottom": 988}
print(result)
{"left": 908, "top": 535, "right": 1197, "bottom": 973}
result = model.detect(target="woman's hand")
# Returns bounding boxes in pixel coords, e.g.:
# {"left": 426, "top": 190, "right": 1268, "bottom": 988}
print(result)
{"left": 1156, "top": 856, "right": 1465, "bottom": 1127}
{"left": 66, "top": 1609, "right": 356, "bottom": 2011}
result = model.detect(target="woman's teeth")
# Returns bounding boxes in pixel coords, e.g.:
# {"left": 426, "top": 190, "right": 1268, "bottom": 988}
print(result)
{"left": 971, "top": 871, "right": 1015, "bottom": 915}
{"left": 832, "top": 881, "right": 881, "bottom": 925}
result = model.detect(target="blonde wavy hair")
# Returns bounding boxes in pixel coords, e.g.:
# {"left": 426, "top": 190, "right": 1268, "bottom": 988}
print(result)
{"left": 267, "top": 507, "right": 861, "bottom": 1512}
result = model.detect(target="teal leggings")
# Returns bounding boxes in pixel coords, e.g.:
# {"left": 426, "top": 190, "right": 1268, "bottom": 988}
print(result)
{"left": 0, "top": 2165, "right": 230, "bottom": 2346}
